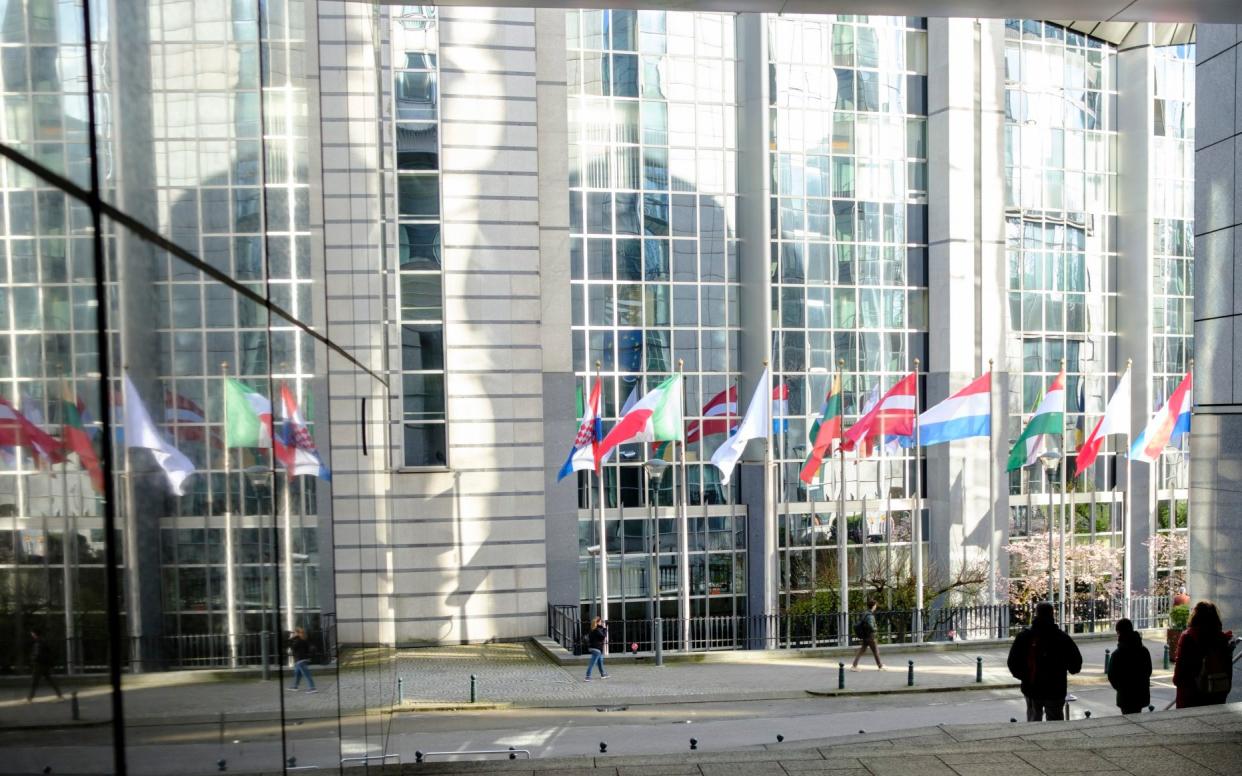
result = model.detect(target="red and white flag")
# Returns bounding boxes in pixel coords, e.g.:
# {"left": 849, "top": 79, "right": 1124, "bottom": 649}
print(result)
{"left": 843, "top": 373, "right": 917, "bottom": 452}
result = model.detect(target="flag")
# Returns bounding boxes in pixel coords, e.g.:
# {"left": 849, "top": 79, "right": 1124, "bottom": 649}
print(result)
{"left": 224, "top": 378, "right": 275, "bottom": 448}
{"left": 856, "top": 382, "right": 882, "bottom": 456}
{"left": 277, "top": 384, "right": 331, "bottom": 480}
{"left": 0, "top": 397, "right": 64, "bottom": 465}
{"left": 1130, "top": 370, "right": 1192, "bottom": 464}
{"left": 1074, "top": 369, "right": 1131, "bottom": 476}
{"left": 913, "top": 372, "right": 991, "bottom": 448}
{"left": 843, "top": 373, "right": 917, "bottom": 453}
{"left": 1006, "top": 370, "right": 1066, "bottom": 471}
{"left": 62, "top": 388, "right": 105, "bottom": 493}
{"left": 772, "top": 382, "right": 789, "bottom": 435}
{"left": 122, "top": 375, "right": 195, "bottom": 495}
{"left": 711, "top": 369, "right": 771, "bottom": 485}
{"left": 799, "top": 375, "right": 843, "bottom": 485}
{"left": 685, "top": 385, "right": 738, "bottom": 444}
{"left": 558, "top": 379, "right": 602, "bottom": 481}
{"left": 595, "top": 375, "right": 684, "bottom": 467}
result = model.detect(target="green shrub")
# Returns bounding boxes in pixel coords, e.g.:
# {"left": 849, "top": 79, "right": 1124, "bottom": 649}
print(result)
{"left": 1170, "top": 603, "right": 1190, "bottom": 629}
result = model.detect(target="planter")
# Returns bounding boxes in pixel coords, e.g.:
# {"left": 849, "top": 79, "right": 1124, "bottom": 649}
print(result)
{"left": 1166, "top": 628, "right": 1184, "bottom": 661}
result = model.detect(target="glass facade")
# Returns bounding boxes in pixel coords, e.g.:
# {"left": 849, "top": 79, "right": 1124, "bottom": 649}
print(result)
{"left": 768, "top": 14, "right": 929, "bottom": 612}
{"left": 567, "top": 8, "right": 748, "bottom": 627}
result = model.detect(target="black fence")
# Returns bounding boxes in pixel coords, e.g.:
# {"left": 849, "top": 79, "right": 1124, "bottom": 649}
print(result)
{"left": 549, "top": 596, "right": 1170, "bottom": 655}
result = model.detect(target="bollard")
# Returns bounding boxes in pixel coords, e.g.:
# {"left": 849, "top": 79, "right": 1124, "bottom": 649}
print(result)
{"left": 654, "top": 618, "right": 664, "bottom": 667}
{"left": 838, "top": 662, "right": 845, "bottom": 690}
{"left": 907, "top": 660, "right": 914, "bottom": 687}
{"left": 217, "top": 759, "right": 227, "bottom": 772}
{"left": 1104, "top": 648, "right": 1111, "bottom": 673}
{"left": 261, "top": 631, "right": 270, "bottom": 682}
{"left": 1084, "top": 710, "right": 1092, "bottom": 719}
{"left": 1163, "top": 644, "right": 1170, "bottom": 670}
{"left": 1147, "top": 705, "right": 1155, "bottom": 713}
{"left": 470, "top": 673, "right": 477, "bottom": 703}
{"left": 776, "top": 734, "right": 784, "bottom": 743}
{"left": 415, "top": 751, "right": 424, "bottom": 763}
{"left": 509, "top": 746, "right": 517, "bottom": 760}
{"left": 975, "top": 657, "right": 982, "bottom": 684}
{"left": 71, "top": 691, "right": 80, "bottom": 721}
{"left": 599, "top": 742, "right": 607, "bottom": 754}
{"left": 689, "top": 737, "right": 698, "bottom": 750}
{"left": 397, "top": 676, "right": 404, "bottom": 704}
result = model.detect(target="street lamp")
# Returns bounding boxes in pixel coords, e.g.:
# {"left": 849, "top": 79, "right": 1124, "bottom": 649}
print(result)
{"left": 1037, "top": 451, "right": 1063, "bottom": 623}
{"left": 643, "top": 459, "right": 671, "bottom": 623}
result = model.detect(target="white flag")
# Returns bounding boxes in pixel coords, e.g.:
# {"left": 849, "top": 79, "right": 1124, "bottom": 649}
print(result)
{"left": 711, "top": 369, "right": 772, "bottom": 485}
{"left": 123, "top": 374, "right": 195, "bottom": 496}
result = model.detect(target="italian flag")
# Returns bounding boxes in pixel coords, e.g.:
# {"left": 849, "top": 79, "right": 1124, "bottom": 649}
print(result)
{"left": 224, "top": 378, "right": 273, "bottom": 448}
{"left": 799, "top": 375, "right": 843, "bottom": 485}
{"left": 1006, "top": 369, "right": 1066, "bottom": 472}
{"left": 594, "top": 375, "right": 683, "bottom": 467}
{"left": 62, "top": 389, "right": 104, "bottom": 493}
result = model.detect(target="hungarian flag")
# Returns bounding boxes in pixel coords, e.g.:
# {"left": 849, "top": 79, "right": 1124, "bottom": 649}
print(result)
{"left": 1006, "top": 370, "right": 1066, "bottom": 471}
{"left": 62, "top": 388, "right": 105, "bottom": 492}
{"left": 595, "top": 375, "right": 684, "bottom": 468}
{"left": 1074, "top": 368, "right": 1130, "bottom": 477}
{"left": 685, "top": 385, "right": 738, "bottom": 444}
{"left": 799, "top": 375, "right": 843, "bottom": 484}
{"left": 843, "top": 372, "right": 917, "bottom": 453}
{"left": 0, "top": 397, "right": 64, "bottom": 465}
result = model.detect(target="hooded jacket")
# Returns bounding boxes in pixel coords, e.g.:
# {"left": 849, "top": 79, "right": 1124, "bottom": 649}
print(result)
{"left": 1107, "top": 631, "right": 1152, "bottom": 709}
{"left": 1007, "top": 616, "right": 1083, "bottom": 700}
{"left": 1173, "top": 626, "right": 1235, "bottom": 708}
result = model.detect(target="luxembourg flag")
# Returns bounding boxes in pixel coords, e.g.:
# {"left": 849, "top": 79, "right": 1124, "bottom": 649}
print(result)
{"left": 914, "top": 372, "right": 991, "bottom": 448}
{"left": 557, "top": 379, "right": 602, "bottom": 481}
{"left": 1130, "top": 370, "right": 1192, "bottom": 464}
{"left": 772, "top": 382, "right": 789, "bottom": 435}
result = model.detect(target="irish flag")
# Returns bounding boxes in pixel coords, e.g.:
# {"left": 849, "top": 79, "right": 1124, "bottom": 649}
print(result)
{"left": 224, "top": 379, "right": 274, "bottom": 448}
{"left": 799, "top": 375, "right": 843, "bottom": 485}
{"left": 594, "top": 375, "right": 683, "bottom": 467}
{"left": 1006, "top": 370, "right": 1066, "bottom": 471}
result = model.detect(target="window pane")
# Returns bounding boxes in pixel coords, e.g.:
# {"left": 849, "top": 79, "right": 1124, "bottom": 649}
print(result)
{"left": 400, "top": 273, "right": 442, "bottom": 321}
{"left": 404, "top": 423, "right": 448, "bottom": 466}
{"left": 403, "top": 374, "right": 446, "bottom": 420}
{"left": 401, "top": 324, "right": 444, "bottom": 371}
{"left": 398, "top": 223, "right": 441, "bottom": 270}
{"left": 398, "top": 174, "right": 440, "bottom": 217}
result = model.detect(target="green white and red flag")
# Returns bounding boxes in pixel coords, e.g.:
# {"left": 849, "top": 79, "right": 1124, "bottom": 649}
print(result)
{"left": 594, "top": 375, "right": 683, "bottom": 468}
{"left": 1006, "top": 369, "right": 1066, "bottom": 471}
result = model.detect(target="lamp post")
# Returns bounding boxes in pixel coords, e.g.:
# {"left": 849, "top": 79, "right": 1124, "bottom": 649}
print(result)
{"left": 1038, "top": 451, "right": 1063, "bottom": 621}
{"left": 643, "top": 459, "right": 671, "bottom": 623}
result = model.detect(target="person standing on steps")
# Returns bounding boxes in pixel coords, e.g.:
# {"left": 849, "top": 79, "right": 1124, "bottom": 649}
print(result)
{"left": 26, "top": 629, "right": 63, "bottom": 702}
{"left": 288, "top": 626, "right": 318, "bottom": 693}
{"left": 1107, "top": 618, "right": 1151, "bottom": 714}
{"left": 1173, "top": 601, "right": 1235, "bottom": 708}
{"left": 1007, "top": 601, "right": 1082, "bottom": 721}
{"left": 584, "top": 616, "right": 609, "bottom": 681}
{"left": 851, "top": 600, "right": 883, "bottom": 670}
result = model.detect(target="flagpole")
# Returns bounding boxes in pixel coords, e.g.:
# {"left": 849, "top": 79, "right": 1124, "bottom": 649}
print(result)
{"left": 676, "top": 358, "right": 690, "bottom": 650}
{"left": 282, "top": 390, "right": 296, "bottom": 636}
{"left": 836, "top": 359, "right": 848, "bottom": 645}
{"left": 594, "top": 361, "right": 608, "bottom": 642}
{"left": 1058, "top": 359, "right": 1067, "bottom": 626}
{"left": 762, "top": 361, "right": 781, "bottom": 644}
{"left": 221, "top": 362, "right": 238, "bottom": 668}
{"left": 773, "top": 365, "right": 785, "bottom": 646}
{"left": 913, "top": 357, "right": 924, "bottom": 642}
{"left": 1122, "top": 359, "right": 1133, "bottom": 620}
{"left": 987, "top": 359, "right": 997, "bottom": 607}
{"left": 60, "top": 387, "right": 77, "bottom": 674}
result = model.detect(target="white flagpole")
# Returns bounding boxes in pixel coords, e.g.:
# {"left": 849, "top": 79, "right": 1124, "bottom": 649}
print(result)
{"left": 677, "top": 359, "right": 690, "bottom": 650}
{"left": 594, "top": 361, "right": 608, "bottom": 644}
{"left": 836, "top": 359, "right": 848, "bottom": 644}
{"left": 913, "top": 358, "right": 924, "bottom": 642}
{"left": 988, "top": 359, "right": 997, "bottom": 606}
{"left": 1058, "top": 359, "right": 1067, "bottom": 626}
{"left": 221, "top": 363, "right": 238, "bottom": 668}
{"left": 1122, "top": 359, "right": 1133, "bottom": 620}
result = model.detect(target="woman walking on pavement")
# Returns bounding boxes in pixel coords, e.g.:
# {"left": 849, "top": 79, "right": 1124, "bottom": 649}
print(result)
{"left": 851, "top": 600, "right": 884, "bottom": 670}
{"left": 585, "top": 616, "right": 609, "bottom": 681}
{"left": 288, "top": 626, "right": 318, "bottom": 693}
{"left": 1107, "top": 618, "right": 1151, "bottom": 714}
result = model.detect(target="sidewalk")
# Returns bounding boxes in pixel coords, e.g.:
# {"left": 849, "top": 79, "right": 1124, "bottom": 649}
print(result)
{"left": 0, "top": 634, "right": 1169, "bottom": 729}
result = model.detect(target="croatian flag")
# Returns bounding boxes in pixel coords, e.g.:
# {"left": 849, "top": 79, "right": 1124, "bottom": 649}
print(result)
{"left": 558, "top": 379, "right": 602, "bottom": 481}
{"left": 1130, "top": 370, "right": 1191, "bottom": 464}
{"left": 912, "top": 372, "right": 991, "bottom": 448}
{"left": 277, "top": 384, "right": 331, "bottom": 480}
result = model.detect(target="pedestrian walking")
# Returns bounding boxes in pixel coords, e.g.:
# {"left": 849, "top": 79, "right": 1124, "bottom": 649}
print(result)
{"left": 584, "top": 616, "right": 608, "bottom": 681}
{"left": 26, "top": 629, "right": 63, "bottom": 702}
{"left": 1006, "top": 601, "right": 1082, "bottom": 721}
{"left": 850, "top": 600, "right": 884, "bottom": 670}
{"left": 288, "top": 626, "right": 318, "bottom": 693}
{"left": 1106, "top": 618, "right": 1151, "bottom": 714}
{"left": 1173, "top": 601, "right": 1236, "bottom": 708}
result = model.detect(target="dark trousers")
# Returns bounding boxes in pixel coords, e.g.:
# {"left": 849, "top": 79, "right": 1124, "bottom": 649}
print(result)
{"left": 852, "top": 637, "right": 882, "bottom": 668}
{"left": 1025, "top": 695, "right": 1064, "bottom": 721}
{"left": 1119, "top": 703, "right": 1145, "bottom": 715}
{"left": 29, "top": 667, "right": 62, "bottom": 700}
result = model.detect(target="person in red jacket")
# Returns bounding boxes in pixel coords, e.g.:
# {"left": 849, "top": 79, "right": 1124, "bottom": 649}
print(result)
{"left": 1173, "top": 601, "right": 1235, "bottom": 708}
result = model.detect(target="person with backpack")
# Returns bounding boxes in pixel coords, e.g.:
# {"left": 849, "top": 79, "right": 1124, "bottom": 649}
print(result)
{"left": 1173, "top": 600, "right": 1236, "bottom": 708}
{"left": 1107, "top": 618, "right": 1151, "bottom": 714}
{"left": 584, "top": 616, "right": 608, "bottom": 681}
{"left": 1006, "top": 602, "right": 1082, "bottom": 721}
{"left": 850, "top": 600, "right": 883, "bottom": 670}
{"left": 288, "top": 627, "right": 318, "bottom": 693}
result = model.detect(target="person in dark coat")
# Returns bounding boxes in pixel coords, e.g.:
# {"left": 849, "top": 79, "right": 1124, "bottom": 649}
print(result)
{"left": 1173, "top": 601, "right": 1234, "bottom": 708}
{"left": 584, "top": 616, "right": 608, "bottom": 681}
{"left": 287, "top": 627, "right": 317, "bottom": 693}
{"left": 851, "top": 600, "right": 884, "bottom": 670}
{"left": 1107, "top": 618, "right": 1151, "bottom": 714}
{"left": 1007, "top": 602, "right": 1083, "bottom": 721}
{"left": 26, "top": 629, "right": 63, "bottom": 702}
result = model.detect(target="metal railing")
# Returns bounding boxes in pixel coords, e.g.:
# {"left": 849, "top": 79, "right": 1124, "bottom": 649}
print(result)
{"left": 548, "top": 595, "right": 1170, "bottom": 655}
